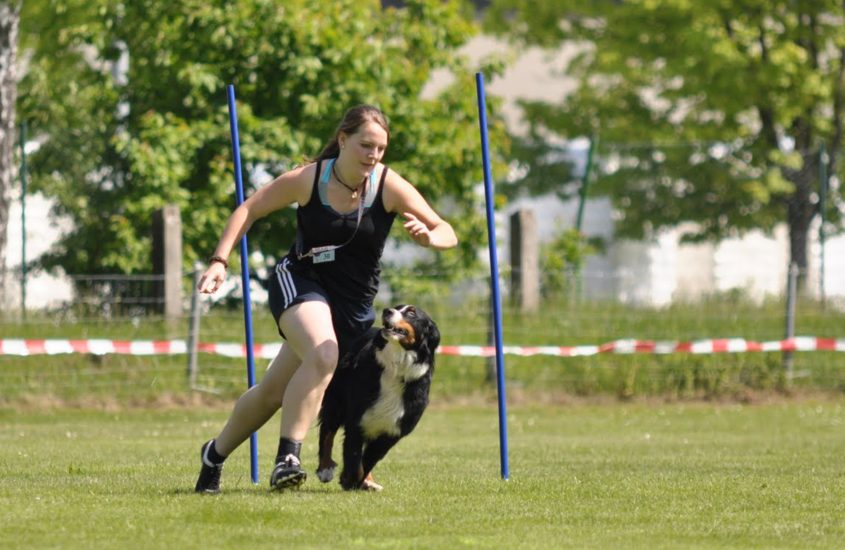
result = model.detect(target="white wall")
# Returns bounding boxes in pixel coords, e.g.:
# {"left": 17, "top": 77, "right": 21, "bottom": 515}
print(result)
{"left": 712, "top": 227, "right": 790, "bottom": 300}
{"left": 808, "top": 218, "right": 845, "bottom": 301}
{"left": 503, "top": 191, "right": 844, "bottom": 306}
{"left": 2, "top": 191, "right": 74, "bottom": 310}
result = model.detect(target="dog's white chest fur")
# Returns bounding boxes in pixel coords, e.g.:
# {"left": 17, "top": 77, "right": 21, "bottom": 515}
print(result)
{"left": 360, "top": 341, "right": 429, "bottom": 439}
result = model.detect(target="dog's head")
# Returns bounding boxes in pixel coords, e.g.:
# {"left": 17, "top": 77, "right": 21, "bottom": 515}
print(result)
{"left": 380, "top": 304, "right": 440, "bottom": 358}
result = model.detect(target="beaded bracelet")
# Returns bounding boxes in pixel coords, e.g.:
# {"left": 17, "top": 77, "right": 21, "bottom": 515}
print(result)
{"left": 208, "top": 255, "right": 229, "bottom": 269}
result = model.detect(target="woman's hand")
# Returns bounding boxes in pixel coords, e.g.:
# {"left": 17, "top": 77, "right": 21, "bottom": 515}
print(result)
{"left": 403, "top": 212, "right": 432, "bottom": 247}
{"left": 198, "top": 262, "right": 227, "bottom": 294}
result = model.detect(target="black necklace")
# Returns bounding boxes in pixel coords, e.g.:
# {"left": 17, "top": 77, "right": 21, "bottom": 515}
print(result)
{"left": 332, "top": 162, "right": 366, "bottom": 199}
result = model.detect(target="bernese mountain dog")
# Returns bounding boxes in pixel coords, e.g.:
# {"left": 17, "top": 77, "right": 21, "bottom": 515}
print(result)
{"left": 316, "top": 304, "right": 440, "bottom": 491}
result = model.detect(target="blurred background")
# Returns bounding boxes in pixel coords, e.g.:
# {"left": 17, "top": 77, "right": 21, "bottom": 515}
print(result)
{"left": 1, "top": 1, "right": 843, "bottom": 403}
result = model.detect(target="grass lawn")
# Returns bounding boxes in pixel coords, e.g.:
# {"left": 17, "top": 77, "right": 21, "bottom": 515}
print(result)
{"left": 1, "top": 400, "right": 844, "bottom": 549}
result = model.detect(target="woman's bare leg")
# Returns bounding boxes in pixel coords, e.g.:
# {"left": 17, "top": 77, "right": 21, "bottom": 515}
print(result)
{"left": 277, "top": 300, "right": 339, "bottom": 441}
{"left": 213, "top": 343, "right": 301, "bottom": 456}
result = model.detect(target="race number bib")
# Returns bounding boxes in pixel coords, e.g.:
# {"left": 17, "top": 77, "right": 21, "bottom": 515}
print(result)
{"left": 312, "top": 249, "right": 336, "bottom": 264}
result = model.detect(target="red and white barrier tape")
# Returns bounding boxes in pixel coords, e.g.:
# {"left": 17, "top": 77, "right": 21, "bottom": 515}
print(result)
{"left": 1, "top": 337, "right": 843, "bottom": 358}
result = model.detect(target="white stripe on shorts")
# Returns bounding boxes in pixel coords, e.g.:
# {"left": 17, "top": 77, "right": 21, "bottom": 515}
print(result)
{"left": 275, "top": 258, "right": 297, "bottom": 308}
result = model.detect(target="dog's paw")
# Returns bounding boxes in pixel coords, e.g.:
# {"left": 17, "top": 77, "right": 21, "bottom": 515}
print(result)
{"left": 360, "top": 478, "right": 383, "bottom": 492}
{"left": 316, "top": 465, "right": 335, "bottom": 483}
{"left": 340, "top": 472, "right": 360, "bottom": 491}
{"left": 316, "top": 457, "right": 337, "bottom": 483}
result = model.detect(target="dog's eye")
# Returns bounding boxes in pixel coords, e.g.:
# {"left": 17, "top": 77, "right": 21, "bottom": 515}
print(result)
{"left": 405, "top": 307, "right": 416, "bottom": 318}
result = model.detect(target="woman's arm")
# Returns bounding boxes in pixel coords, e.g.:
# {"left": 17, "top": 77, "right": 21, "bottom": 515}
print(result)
{"left": 198, "top": 163, "right": 314, "bottom": 294}
{"left": 383, "top": 169, "right": 458, "bottom": 250}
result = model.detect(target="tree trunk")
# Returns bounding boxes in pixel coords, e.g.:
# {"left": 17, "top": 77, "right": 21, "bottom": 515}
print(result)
{"left": 0, "top": 2, "right": 21, "bottom": 307}
{"left": 784, "top": 150, "right": 819, "bottom": 293}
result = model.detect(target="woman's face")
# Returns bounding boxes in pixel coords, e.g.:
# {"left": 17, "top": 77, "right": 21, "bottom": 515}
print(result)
{"left": 340, "top": 121, "right": 388, "bottom": 178}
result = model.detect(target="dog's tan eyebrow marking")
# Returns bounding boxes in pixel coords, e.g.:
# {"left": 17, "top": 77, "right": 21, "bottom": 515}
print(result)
{"left": 397, "top": 319, "right": 415, "bottom": 345}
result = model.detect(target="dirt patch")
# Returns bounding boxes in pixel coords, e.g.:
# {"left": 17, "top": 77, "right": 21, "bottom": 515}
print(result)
{"left": 0, "top": 391, "right": 232, "bottom": 412}
{"left": 2, "top": 387, "right": 843, "bottom": 412}
{"left": 429, "top": 386, "right": 845, "bottom": 409}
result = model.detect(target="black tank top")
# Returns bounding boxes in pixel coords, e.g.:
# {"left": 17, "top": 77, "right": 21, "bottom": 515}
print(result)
{"left": 284, "top": 159, "right": 396, "bottom": 305}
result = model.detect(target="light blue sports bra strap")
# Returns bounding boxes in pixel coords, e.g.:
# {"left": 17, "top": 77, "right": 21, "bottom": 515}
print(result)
{"left": 321, "top": 159, "right": 334, "bottom": 184}
{"left": 318, "top": 159, "right": 333, "bottom": 205}
{"left": 363, "top": 166, "right": 380, "bottom": 208}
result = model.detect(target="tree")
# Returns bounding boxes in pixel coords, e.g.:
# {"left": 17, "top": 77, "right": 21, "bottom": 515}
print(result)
{"left": 18, "top": 0, "right": 508, "bottom": 277}
{"left": 0, "top": 1, "right": 21, "bottom": 303}
{"left": 485, "top": 1, "right": 845, "bottom": 289}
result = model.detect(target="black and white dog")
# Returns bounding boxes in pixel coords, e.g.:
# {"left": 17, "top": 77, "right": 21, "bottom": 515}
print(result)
{"left": 316, "top": 304, "right": 440, "bottom": 491}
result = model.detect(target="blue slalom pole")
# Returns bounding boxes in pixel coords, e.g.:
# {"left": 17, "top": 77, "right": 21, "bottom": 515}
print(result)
{"left": 475, "top": 72, "right": 510, "bottom": 480}
{"left": 226, "top": 84, "right": 259, "bottom": 485}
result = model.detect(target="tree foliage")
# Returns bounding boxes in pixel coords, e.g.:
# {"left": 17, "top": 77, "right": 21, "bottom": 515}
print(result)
{"left": 540, "top": 227, "right": 600, "bottom": 299}
{"left": 485, "top": 0, "right": 845, "bottom": 282}
{"left": 18, "top": 0, "right": 508, "bottom": 277}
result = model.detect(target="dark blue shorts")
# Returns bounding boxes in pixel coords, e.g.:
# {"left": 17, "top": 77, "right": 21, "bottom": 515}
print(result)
{"left": 268, "top": 257, "right": 375, "bottom": 358}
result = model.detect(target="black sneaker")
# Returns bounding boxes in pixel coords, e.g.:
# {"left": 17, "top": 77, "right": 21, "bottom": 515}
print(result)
{"left": 195, "top": 440, "right": 223, "bottom": 494}
{"left": 270, "top": 454, "right": 306, "bottom": 490}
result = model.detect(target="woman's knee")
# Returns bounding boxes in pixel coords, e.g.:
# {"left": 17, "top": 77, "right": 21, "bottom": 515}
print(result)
{"left": 310, "top": 340, "right": 339, "bottom": 378}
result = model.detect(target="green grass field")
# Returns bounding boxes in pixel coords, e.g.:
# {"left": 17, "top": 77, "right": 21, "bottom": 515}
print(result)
{"left": 2, "top": 400, "right": 844, "bottom": 549}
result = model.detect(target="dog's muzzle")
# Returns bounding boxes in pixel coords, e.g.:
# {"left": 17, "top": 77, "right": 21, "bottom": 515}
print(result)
{"left": 381, "top": 308, "right": 409, "bottom": 338}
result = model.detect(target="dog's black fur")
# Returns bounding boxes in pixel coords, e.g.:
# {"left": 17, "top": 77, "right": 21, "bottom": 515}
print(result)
{"left": 316, "top": 304, "right": 440, "bottom": 491}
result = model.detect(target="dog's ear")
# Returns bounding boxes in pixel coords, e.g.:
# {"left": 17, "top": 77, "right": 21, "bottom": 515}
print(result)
{"left": 422, "top": 319, "right": 440, "bottom": 359}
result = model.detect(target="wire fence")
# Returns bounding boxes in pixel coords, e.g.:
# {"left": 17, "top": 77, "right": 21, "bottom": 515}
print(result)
{"left": 1, "top": 264, "right": 844, "bottom": 403}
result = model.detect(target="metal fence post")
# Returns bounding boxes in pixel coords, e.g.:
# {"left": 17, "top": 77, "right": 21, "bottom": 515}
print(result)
{"left": 783, "top": 262, "right": 799, "bottom": 379}
{"left": 187, "top": 263, "right": 202, "bottom": 389}
{"left": 818, "top": 143, "right": 828, "bottom": 309}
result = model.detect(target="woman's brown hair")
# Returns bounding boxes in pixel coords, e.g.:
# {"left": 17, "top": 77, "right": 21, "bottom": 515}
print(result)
{"left": 314, "top": 105, "right": 390, "bottom": 162}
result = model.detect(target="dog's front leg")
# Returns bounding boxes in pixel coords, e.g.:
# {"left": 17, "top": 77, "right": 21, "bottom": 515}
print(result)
{"left": 316, "top": 424, "right": 339, "bottom": 483}
{"left": 358, "top": 435, "right": 400, "bottom": 491}
{"left": 361, "top": 435, "right": 399, "bottom": 483}
{"left": 340, "top": 426, "right": 365, "bottom": 490}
